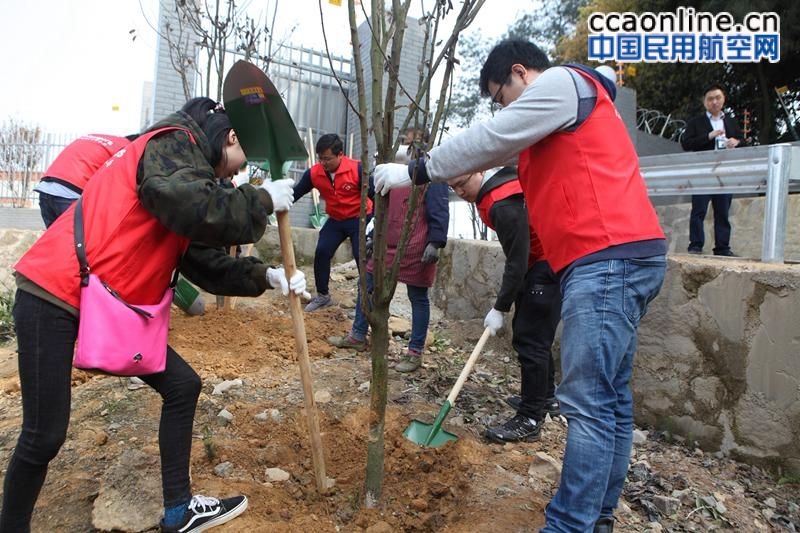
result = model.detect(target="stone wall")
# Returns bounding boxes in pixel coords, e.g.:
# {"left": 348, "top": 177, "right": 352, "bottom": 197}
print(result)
{"left": 275, "top": 220, "right": 800, "bottom": 474}
{"left": 637, "top": 256, "right": 800, "bottom": 473}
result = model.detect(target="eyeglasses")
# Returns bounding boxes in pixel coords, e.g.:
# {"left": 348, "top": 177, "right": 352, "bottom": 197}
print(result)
{"left": 490, "top": 75, "right": 511, "bottom": 112}
{"left": 448, "top": 176, "right": 471, "bottom": 192}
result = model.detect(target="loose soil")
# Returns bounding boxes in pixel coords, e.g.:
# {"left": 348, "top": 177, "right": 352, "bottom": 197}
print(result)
{"left": 0, "top": 237, "right": 797, "bottom": 532}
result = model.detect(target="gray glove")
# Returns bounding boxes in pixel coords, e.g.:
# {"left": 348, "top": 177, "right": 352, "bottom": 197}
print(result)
{"left": 421, "top": 243, "right": 440, "bottom": 264}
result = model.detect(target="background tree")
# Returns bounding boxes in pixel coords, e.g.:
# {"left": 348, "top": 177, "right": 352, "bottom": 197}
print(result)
{"left": 144, "top": 0, "right": 295, "bottom": 101}
{"left": 0, "top": 119, "right": 43, "bottom": 208}
{"left": 557, "top": 0, "right": 799, "bottom": 144}
{"left": 443, "top": 0, "right": 588, "bottom": 241}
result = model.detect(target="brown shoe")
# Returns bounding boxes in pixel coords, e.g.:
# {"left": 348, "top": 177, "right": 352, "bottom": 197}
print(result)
{"left": 327, "top": 334, "right": 368, "bottom": 351}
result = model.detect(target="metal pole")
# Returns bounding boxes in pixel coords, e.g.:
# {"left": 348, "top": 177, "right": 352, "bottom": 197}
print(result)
{"left": 761, "top": 144, "right": 792, "bottom": 263}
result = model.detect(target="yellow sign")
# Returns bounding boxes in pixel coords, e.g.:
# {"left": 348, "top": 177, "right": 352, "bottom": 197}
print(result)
{"left": 329, "top": 0, "right": 342, "bottom": 5}
{"left": 776, "top": 85, "right": 789, "bottom": 95}
{"left": 111, "top": 105, "right": 120, "bottom": 112}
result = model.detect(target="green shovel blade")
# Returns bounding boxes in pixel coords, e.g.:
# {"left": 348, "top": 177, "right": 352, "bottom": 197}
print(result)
{"left": 403, "top": 400, "right": 459, "bottom": 448}
{"left": 309, "top": 205, "right": 328, "bottom": 229}
{"left": 222, "top": 60, "right": 307, "bottom": 180}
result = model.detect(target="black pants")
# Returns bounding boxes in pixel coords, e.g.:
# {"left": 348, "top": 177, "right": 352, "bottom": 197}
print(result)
{"left": 0, "top": 290, "right": 201, "bottom": 532}
{"left": 511, "top": 261, "right": 561, "bottom": 421}
{"left": 689, "top": 194, "right": 732, "bottom": 254}
{"left": 37, "top": 193, "right": 76, "bottom": 228}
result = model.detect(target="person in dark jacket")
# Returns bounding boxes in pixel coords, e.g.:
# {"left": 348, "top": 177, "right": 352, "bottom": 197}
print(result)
{"left": 681, "top": 83, "right": 744, "bottom": 256}
{"left": 1, "top": 97, "right": 304, "bottom": 533}
{"left": 448, "top": 167, "right": 560, "bottom": 442}
{"left": 292, "top": 133, "right": 375, "bottom": 312}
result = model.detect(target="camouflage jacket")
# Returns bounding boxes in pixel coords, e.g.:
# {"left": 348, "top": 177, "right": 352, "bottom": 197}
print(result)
{"left": 138, "top": 111, "right": 273, "bottom": 296}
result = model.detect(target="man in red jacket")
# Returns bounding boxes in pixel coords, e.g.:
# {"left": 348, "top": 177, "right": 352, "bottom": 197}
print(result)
{"left": 33, "top": 134, "right": 136, "bottom": 228}
{"left": 293, "top": 133, "right": 374, "bottom": 312}
{"left": 374, "top": 40, "right": 666, "bottom": 532}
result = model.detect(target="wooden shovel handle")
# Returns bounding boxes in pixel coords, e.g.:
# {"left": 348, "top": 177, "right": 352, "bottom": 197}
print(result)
{"left": 276, "top": 210, "right": 328, "bottom": 494}
{"left": 446, "top": 327, "right": 492, "bottom": 405}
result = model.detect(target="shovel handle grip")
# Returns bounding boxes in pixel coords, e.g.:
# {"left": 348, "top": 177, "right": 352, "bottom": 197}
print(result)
{"left": 446, "top": 327, "right": 492, "bottom": 405}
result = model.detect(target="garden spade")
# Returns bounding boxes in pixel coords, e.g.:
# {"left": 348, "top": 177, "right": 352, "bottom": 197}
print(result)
{"left": 404, "top": 327, "right": 492, "bottom": 447}
{"left": 222, "top": 60, "right": 328, "bottom": 494}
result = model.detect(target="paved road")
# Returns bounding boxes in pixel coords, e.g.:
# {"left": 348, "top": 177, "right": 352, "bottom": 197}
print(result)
{"left": 0, "top": 208, "right": 44, "bottom": 231}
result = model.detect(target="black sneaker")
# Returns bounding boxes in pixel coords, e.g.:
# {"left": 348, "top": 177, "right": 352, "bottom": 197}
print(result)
{"left": 160, "top": 494, "right": 248, "bottom": 532}
{"left": 544, "top": 397, "right": 560, "bottom": 417}
{"left": 484, "top": 414, "right": 541, "bottom": 443}
{"left": 504, "top": 395, "right": 560, "bottom": 418}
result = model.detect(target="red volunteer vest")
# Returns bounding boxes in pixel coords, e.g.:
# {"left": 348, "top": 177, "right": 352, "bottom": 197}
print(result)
{"left": 15, "top": 128, "right": 192, "bottom": 308}
{"left": 518, "top": 68, "right": 664, "bottom": 272}
{"left": 43, "top": 134, "right": 131, "bottom": 192}
{"left": 476, "top": 179, "right": 544, "bottom": 266}
{"left": 310, "top": 156, "right": 372, "bottom": 220}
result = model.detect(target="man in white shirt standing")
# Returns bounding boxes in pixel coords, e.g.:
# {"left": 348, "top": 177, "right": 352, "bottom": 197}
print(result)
{"left": 680, "top": 83, "right": 744, "bottom": 257}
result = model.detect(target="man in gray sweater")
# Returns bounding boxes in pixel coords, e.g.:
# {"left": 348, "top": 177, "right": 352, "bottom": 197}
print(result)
{"left": 374, "top": 40, "right": 666, "bottom": 533}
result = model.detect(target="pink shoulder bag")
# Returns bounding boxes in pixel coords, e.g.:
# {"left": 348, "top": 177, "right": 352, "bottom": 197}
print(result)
{"left": 72, "top": 198, "right": 174, "bottom": 375}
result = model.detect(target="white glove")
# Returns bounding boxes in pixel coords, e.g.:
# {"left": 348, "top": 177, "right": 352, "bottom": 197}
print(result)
{"left": 484, "top": 308, "right": 505, "bottom": 336}
{"left": 266, "top": 267, "right": 310, "bottom": 298}
{"left": 261, "top": 178, "right": 294, "bottom": 212}
{"left": 374, "top": 163, "right": 411, "bottom": 196}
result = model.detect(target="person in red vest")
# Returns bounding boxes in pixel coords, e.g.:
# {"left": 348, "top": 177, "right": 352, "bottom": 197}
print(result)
{"left": 1, "top": 97, "right": 305, "bottom": 533}
{"left": 33, "top": 133, "right": 137, "bottom": 228}
{"left": 448, "top": 167, "right": 560, "bottom": 442}
{"left": 373, "top": 39, "right": 667, "bottom": 533}
{"left": 33, "top": 132, "right": 208, "bottom": 321}
{"left": 292, "top": 133, "right": 374, "bottom": 312}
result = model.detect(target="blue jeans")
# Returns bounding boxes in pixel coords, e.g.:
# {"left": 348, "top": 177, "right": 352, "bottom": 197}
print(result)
{"left": 351, "top": 274, "right": 430, "bottom": 353}
{"left": 1, "top": 290, "right": 202, "bottom": 532}
{"left": 542, "top": 256, "right": 666, "bottom": 532}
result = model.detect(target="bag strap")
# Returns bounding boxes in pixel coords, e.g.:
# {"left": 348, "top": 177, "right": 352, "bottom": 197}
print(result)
{"left": 73, "top": 197, "right": 91, "bottom": 287}
{"left": 73, "top": 197, "right": 181, "bottom": 288}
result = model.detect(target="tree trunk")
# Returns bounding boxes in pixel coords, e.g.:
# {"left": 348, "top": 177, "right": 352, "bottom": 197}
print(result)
{"left": 364, "top": 302, "right": 390, "bottom": 507}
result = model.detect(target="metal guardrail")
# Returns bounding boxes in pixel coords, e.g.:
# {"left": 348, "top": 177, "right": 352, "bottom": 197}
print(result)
{"left": 640, "top": 144, "right": 800, "bottom": 263}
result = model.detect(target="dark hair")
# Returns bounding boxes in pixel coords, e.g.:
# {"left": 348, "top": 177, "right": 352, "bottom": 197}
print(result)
{"left": 315, "top": 133, "right": 343, "bottom": 156}
{"left": 702, "top": 83, "right": 727, "bottom": 100}
{"left": 479, "top": 39, "right": 551, "bottom": 97}
{"left": 180, "top": 97, "right": 233, "bottom": 167}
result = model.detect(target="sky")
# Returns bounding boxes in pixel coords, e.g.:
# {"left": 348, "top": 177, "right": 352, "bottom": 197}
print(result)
{"left": 0, "top": 0, "right": 532, "bottom": 136}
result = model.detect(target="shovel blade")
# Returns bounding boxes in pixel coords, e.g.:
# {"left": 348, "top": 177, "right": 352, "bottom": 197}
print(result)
{"left": 309, "top": 213, "right": 328, "bottom": 229}
{"left": 403, "top": 419, "right": 458, "bottom": 448}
